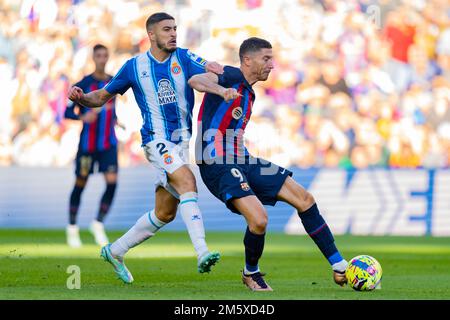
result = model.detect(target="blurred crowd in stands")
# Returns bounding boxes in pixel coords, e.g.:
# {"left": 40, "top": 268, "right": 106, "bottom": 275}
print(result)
{"left": 0, "top": 0, "right": 449, "bottom": 169}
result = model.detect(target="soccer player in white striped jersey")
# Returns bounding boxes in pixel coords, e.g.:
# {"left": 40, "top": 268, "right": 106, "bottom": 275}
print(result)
{"left": 68, "top": 12, "right": 222, "bottom": 283}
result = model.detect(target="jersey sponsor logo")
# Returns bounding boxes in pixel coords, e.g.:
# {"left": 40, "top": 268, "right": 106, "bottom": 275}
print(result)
{"left": 157, "top": 79, "right": 177, "bottom": 105}
{"left": 240, "top": 182, "right": 250, "bottom": 191}
{"left": 140, "top": 70, "right": 150, "bottom": 78}
{"left": 187, "top": 50, "right": 207, "bottom": 66}
{"left": 163, "top": 153, "right": 174, "bottom": 165}
{"left": 232, "top": 107, "right": 243, "bottom": 120}
{"left": 171, "top": 62, "right": 181, "bottom": 75}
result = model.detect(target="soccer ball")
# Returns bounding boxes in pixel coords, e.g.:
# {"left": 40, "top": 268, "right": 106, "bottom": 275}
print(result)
{"left": 345, "top": 255, "right": 382, "bottom": 291}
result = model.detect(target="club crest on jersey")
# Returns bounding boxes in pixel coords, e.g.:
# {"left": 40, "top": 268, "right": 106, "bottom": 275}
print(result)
{"left": 157, "top": 79, "right": 177, "bottom": 105}
{"left": 241, "top": 182, "right": 250, "bottom": 191}
{"left": 232, "top": 107, "right": 243, "bottom": 120}
{"left": 171, "top": 62, "right": 181, "bottom": 75}
{"left": 163, "top": 153, "right": 173, "bottom": 165}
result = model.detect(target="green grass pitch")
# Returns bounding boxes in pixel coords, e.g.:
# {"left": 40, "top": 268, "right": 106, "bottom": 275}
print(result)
{"left": 1, "top": 229, "right": 450, "bottom": 300}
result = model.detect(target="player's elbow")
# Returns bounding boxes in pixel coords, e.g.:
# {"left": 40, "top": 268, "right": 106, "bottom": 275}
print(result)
{"left": 188, "top": 75, "right": 203, "bottom": 91}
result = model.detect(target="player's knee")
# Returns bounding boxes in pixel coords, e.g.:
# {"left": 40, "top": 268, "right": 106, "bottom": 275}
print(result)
{"left": 105, "top": 175, "right": 117, "bottom": 185}
{"left": 303, "top": 191, "right": 315, "bottom": 208}
{"left": 249, "top": 210, "right": 268, "bottom": 234}
{"left": 250, "top": 220, "right": 267, "bottom": 234}
{"left": 295, "top": 190, "right": 315, "bottom": 213}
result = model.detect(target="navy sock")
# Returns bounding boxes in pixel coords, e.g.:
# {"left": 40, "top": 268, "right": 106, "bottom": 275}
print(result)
{"left": 298, "top": 203, "right": 343, "bottom": 265}
{"left": 96, "top": 183, "right": 117, "bottom": 222}
{"left": 69, "top": 185, "right": 84, "bottom": 225}
{"left": 243, "top": 227, "right": 265, "bottom": 273}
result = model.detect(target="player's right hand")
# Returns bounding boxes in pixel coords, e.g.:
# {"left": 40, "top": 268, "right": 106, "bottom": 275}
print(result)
{"left": 68, "top": 86, "right": 84, "bottom": 102}
{"left": 222, "top": 88, "right": 241, "bottom": 102}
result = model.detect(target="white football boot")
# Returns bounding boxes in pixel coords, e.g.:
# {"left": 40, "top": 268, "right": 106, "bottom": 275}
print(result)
{"left": 66, "top": 224, "right": 82, "bottom": 248}
{"left": 89, "top": 220, "right": 109, "bottom": 247}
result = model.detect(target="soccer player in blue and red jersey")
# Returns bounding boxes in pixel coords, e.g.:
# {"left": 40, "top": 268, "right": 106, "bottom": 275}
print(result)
{"left": 65, "top": 44, "right": 118, "bottom": 248}
{"left": 188, "top": 37, "right": 348, "bottom": 291}
{"left": 68, "top": 13, "right": 223, "bottom": 283}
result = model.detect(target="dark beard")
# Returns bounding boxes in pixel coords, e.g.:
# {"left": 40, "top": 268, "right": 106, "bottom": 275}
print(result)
{"left": 156, "top": 40, "right": 176, "bottom": 53}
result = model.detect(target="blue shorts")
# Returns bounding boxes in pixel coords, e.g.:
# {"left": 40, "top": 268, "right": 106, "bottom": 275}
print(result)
{"left": 198, "top": 158, "right": 292, "bottom": 214}
{"left": 75, "top": 146, "right": 118, "bottom": 177}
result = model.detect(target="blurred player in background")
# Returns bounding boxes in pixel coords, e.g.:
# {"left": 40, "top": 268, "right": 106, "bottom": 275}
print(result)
{"left": 68, "top": 12, "right": 223, "bottom": 283}
{"left": 189, "top": 37, "right": 348, "bottom": 291}
{"left": 64, "top": 44, "right": 118, "bottom": 248}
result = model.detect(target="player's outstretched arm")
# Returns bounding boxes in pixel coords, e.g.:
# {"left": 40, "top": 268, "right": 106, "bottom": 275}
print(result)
{"left": 68, "top": 86, "right": 114, "bottom": 109}
{"left": 188, "top": 72, "right": 240, "bottom": 102}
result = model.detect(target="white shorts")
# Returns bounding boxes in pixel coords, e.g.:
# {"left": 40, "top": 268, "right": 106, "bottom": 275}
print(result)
{"left": 143, "top": 139, "right": 190, "bottom": 199}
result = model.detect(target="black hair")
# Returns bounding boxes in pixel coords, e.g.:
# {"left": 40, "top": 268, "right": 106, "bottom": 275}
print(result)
{"left": 93, "top": 44, "right": 108, "bottom": 53}
{"left": 146, "top": 12, "right": 175, "bottom": 31}
{"left": 239, "top": 37, "right": 272, "bottom": 62}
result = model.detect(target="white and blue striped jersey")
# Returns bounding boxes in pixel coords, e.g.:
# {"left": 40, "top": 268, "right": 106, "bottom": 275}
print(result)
{"left": 105, "top": 48, "right": 207, "bottom": 145}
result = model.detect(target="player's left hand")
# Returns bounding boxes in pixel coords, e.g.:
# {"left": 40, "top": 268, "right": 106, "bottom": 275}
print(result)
{"left": 205, "top": 61, "right": 224, "bottom": 75}
{"left": 222, "top": 88, "right": 242, "bottom": 102}
{"left": 68, "top": 86, "right": 84, "bottom": 102}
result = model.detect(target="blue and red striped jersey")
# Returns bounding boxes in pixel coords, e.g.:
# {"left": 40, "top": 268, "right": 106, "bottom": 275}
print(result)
{"left": 65, "top": 74, "right": 117, "bottom": 153}
{"left": 196, "top": 66, "right": 254, "bottom": 163}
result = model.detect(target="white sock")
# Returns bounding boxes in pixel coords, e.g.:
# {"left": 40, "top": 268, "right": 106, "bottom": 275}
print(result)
{"left": 110, "top": 210, "right": 166, "bottom": 258}
{"left": 179, "top": 192, "right": 209, "bottom": 258}
{"left": 332, "top": 259, "right": 348, "bottom": 273}
{"left": 244, "top": 266, "right": 260, "bottom": 275}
